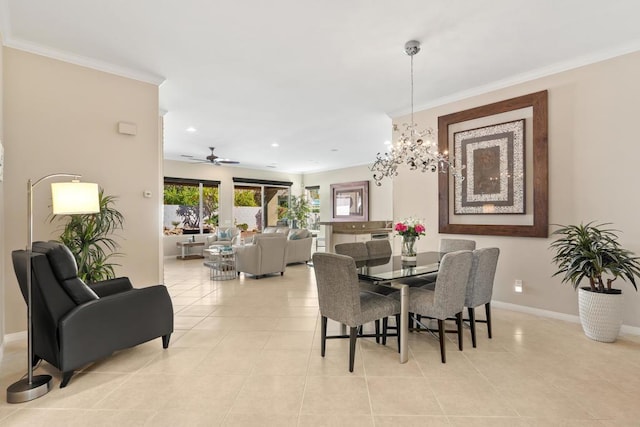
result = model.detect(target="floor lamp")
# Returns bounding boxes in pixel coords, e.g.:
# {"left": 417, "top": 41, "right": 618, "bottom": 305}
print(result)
{"left": 6, "top": 174, "right": 99, "bottom": 404}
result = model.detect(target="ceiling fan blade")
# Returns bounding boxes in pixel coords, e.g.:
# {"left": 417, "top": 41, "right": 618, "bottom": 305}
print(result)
{"left": 216, "top": 160, "right": 240, "bottom": 164}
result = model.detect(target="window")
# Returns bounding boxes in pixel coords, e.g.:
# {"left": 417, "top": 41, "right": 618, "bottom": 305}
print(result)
{"left": 305, "top": 186, "right": 320, "bottom": 231}
{"left": 232, "top": 178, "right": 292, "bottom": 231}
{"left": 163, "top": 177, "right": 219, "bottom": 235}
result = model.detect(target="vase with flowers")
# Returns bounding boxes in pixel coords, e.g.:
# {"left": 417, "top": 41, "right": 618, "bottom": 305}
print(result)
{"left": 395, "top": 218, "right": 426, "bottom": 265}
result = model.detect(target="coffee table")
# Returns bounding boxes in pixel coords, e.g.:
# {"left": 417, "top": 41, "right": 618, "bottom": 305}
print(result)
{"left": 203, "top": 247, "right": 236, "bottom": 280}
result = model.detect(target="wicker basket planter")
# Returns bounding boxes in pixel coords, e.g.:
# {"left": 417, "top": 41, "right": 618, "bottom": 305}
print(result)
{"left": 578, "top": 287, "right": 624, "bottom": 342}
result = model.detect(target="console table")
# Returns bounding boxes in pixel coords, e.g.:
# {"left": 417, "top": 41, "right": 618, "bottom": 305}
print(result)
{"left": 176, "top": 241, "right": 205, "bottom": 260}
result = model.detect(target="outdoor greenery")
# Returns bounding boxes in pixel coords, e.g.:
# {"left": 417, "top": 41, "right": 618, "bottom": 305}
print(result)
{"left": 234, "top": 189, "right": 260, "bottom": 207}
{"left": 52, "top": 190, "right": 124, "bottom": 283}
{"left": 164, "top": 184, "right": 218, "bottom": 228}
{"left": 550, "top": 222, "right": 640, "bottom": 293}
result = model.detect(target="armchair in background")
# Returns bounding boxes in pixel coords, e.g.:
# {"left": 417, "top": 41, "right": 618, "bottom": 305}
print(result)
{"left": 235, "top": 233, "right": 288, "bottom": 278}
{"left": 206, "top": 227, "right": 240, "bottom": 247}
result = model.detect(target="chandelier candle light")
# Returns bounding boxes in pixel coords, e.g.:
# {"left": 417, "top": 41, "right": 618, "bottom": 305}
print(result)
{"left": 395, "top": 218, "right": 426, "bottom": 266}
{"left": 371, "top": 40, "right": 464, "bottom": 186}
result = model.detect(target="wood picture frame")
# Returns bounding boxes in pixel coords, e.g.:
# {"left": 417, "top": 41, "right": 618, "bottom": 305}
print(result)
{"left": 330, "top": 181, "right": 369, "bottom": 222}
{"left": 438, "top": 90, "right": 548, "bottom": 237}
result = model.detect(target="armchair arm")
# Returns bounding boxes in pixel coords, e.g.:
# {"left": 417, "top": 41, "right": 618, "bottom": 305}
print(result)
{"left": 58, "top": 285, "right": 173, "bottom": 372}
{"left": 88, "top": 277, "right": 133, "bottom": 297}
{"left": 235, "top": 244, "right": 261, "bottom": 275}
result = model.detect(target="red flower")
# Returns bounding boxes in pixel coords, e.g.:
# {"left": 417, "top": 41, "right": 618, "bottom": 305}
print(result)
{"left": 414, "top": 224, "right": 425, "bottom": 234}
{"left": 394, "top": 222, "right": 408, "bottom": 232}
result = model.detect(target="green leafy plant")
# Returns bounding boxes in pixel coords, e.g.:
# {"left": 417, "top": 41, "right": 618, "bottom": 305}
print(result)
{"left": 52, "top": 190, "right": 124, "bottom": 283}
{"left": 550, "top": 222, "right": 640, "bottom": 293}
{"left": 286, "top": 195, "right": 312, "bottom": 228}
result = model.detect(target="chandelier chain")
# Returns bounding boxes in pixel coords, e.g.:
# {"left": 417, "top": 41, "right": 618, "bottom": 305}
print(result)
{"left": 370, "top": 40, "right": 465, "bottom": 186}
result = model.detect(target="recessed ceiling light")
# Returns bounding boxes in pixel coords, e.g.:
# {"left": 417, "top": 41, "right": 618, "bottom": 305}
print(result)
{"left": 331, "top": 148, "right": 338, "bottom": 152}
{"left": 186, "top": 127, "right": 197, "bottom": 133}
{"left": 384, "top": 140, "right": 391, "bottom": 145}
{"left": 271, "top": 143, "right": 279, "bottom": 147}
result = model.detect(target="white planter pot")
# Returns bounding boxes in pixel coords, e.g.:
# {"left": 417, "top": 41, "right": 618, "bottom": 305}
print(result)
{"left": 578, "top": 287, "right": 624, "bottom": 343}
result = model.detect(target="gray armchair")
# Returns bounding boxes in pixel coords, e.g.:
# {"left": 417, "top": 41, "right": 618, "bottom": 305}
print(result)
{"left": 206, "top": 227, "right": 240, "bottom": 247}
{"left": 235, "top": 233, "right": 288, "bottom": 278}
{"left": 285, "top": 229, "right": 313, "bottom": 265}
{"left": 12, "top": 241, "right": 173, "bottom": 388}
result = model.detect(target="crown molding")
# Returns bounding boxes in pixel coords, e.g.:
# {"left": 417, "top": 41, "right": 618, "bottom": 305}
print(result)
{"left": 391, "top": 40, "right": 640, "bottom": 118}
{"left": 0, "top": 16, "right": 165, "bottom": 86}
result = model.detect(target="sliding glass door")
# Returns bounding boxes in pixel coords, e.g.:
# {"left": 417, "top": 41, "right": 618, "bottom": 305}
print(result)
{"left": 233, "top": 180, "right": 291, "bottom": 231}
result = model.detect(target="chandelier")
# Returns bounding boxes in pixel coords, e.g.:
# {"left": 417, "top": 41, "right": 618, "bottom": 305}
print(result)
{"left": 371, "top": 40, "right": 463, "bottom": 186}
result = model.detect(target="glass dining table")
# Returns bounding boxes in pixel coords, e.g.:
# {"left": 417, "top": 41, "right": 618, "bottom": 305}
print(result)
{"left": 356, "top": 251, "right": 443, "bottom": 363}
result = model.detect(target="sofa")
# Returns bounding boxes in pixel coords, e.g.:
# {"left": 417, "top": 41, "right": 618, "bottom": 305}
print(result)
{"left": 263, "top": 226, "right": 312, "bottom": 264}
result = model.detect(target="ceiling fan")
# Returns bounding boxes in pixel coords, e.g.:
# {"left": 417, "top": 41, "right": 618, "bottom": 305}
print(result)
{"left": 184, "top": 147, "right": 240, "bottom": 166}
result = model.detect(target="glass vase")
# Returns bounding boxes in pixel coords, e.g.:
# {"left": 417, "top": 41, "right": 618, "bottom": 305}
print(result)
{"left": 401, "top": 235, "right": 417, "bottom": 266}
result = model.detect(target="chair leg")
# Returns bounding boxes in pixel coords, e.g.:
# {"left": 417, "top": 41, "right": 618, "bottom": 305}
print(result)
{"left": 485, "top": 302, "right": 492, "bottom": 339}
{"left": 321, "top": 316, "right": 327, "bottom": 357}
{"left": 456, "top": 312, "right": 463, "bottom": 351}
{"left": 415, "top": 314, "right": 422, "bottom": 330}
{"left": 375, "top": 319, "right": 380, "bottom": 344}
{"left": 438, "top": 319, "right": 446, "bottom": 363}
{"left": 468, "top": 306, "right": 477, "bottom": 348}
{"left": 60, "top": 371, "right": 74, "bottom": 388}
{"left": 349, "top": 326, "right": 358, "bottom": 372}
{"left": 396, "top": 314, "right": 401, "bottom": 354}
{"left": 162, "top": 334, "right": 171, "bottom": 349}
{"left": 381, "top": 318, "right": 388, "bottom": 345}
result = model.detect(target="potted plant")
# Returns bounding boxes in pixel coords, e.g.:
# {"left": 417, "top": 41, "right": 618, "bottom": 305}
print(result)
{"left": 286, "top": 195, "right": 311, "bottom": 229}
{"left": 550, "top": 222, "right": 640, "bottom": 342}
{"left": 51, "top": 189, "right": 124, "bottom": 283}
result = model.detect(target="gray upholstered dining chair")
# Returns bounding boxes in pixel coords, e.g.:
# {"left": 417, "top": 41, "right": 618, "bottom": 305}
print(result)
{"left": 365, "top": 239, "right": 392, "bottom": 259}
{"left": 312, "top": 252, "right": 401, "bottom": 372}
{"left": 464, "top": 247, "right": 500, "bottom": 347}
{"left": 440, "top": 238, "right": 476, "bottom": 252}
{"left": 334, "top": 242, "right": 368, "bottom": 265}
{"left": 403, "top": 238, "right": 477, "bottom": 289}
{"left": 398, "top": 250, "right": 473, "bottom": 363}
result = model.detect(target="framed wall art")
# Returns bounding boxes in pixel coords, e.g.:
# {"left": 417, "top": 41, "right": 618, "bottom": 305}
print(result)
{"left": 438, "top": 90, "right": 548, "bottom": 237}
{"left": 330, "top": 180, "right": 369, "bottom": 222}
{"left": 454, "top": 119, "right": 525, "bottom": 215}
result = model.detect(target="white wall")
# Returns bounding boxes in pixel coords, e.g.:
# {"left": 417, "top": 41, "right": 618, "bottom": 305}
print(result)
{"left": 3, "top": 48, "right": 162, "bottom": 334}
{"left": 0, "top": 33, "right": 5, "bottom": 349}
{"left": 393, "top": 51, "right": 640, "bottom": 328}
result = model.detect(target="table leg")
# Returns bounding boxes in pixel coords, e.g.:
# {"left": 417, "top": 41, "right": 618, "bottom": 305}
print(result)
{"left": 399, "top": 284, "right": 408, "bottom": 363}
{"left": 181, "top": 245, "right": 186, "bottom": 259}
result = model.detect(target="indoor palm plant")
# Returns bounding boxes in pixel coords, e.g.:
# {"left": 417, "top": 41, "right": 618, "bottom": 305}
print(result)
{"left": 52, "top": 189, "right": 124, "bottom": 283}
{"left": 550, "top": 222, "right": 640, "bottom": 342}
{"left": 286, "top": 195, "right": 311, "bottom": 229}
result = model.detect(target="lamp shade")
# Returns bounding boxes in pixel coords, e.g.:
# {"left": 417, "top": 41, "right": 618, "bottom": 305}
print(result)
{"left": 51, "top": 182, "right": 100, "bottom": 215}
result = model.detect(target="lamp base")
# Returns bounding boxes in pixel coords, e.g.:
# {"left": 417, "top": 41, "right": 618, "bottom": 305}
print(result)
{"left": 6, "top": 375, "right": 52, "bottom": 403}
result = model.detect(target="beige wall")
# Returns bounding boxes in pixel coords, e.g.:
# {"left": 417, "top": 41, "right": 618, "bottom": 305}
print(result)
{"left": 393, "top": 51, "right": 640, "bottom": 329}
{"left": 3, "top": 48, "right": 162, "bottom": 334}
{"left": 0, "top": 33, "right": 4, "bottom": 347}
{"left": 303, "top": 164, "right": 393, "bottom": 239}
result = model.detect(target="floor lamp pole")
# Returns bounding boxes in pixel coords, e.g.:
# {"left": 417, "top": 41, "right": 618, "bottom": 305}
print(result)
{"left": 6, "top": 173, "right": 85, "bottom": 403}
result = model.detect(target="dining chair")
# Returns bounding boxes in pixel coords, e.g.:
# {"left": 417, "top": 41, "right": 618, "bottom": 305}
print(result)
{"left": 440, "top": 238, "right": 477, "bottom": 252}
{"left": 399, "top": 250, "right": 473, "bottom": 363}
{"left": 312, "top": 252, "right": 401, "bottom": 372}
{"left": 404, "top": 238, "right": 477, "bottom": 290}
{"left": 464, "top": 247, "right": 500, "bottom": 347}
{"left": 334, "top": 241, "right": 394, "bottom": 341}
{"left": 365, "top": 239, "right": 392, "bottom": 259}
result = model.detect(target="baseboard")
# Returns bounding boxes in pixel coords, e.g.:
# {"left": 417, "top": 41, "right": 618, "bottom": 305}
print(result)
{"left": 492, "top": 300, "right": 640, "bottom": 337}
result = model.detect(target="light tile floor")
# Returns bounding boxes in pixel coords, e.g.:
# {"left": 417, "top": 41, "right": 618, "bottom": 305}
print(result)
{"left": 2, "top": 258, "right": 640, "bottom": 426}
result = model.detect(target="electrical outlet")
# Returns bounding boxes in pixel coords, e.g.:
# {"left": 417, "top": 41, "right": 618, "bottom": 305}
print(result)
{"left": 514, "top": 279, "right": 523, "bottom": 293}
